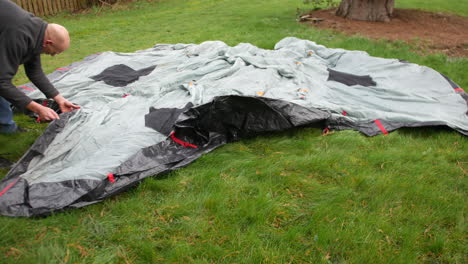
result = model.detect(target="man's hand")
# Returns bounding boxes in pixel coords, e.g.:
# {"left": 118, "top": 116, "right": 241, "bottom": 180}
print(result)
{"left": 53, "top": 94, "right": 80, "bottom": 113}
{"left": 25, "top": 94, "right": 80, "bottom": 122}
{"left": 26, "top": 101, "right": 60, "bottom": 121}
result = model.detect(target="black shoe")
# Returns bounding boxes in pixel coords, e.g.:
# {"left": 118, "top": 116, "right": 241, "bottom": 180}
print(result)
{"left": 15, "top": 126, "right": 30, "bottom": 133}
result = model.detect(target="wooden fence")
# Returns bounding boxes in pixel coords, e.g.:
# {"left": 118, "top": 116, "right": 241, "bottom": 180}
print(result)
{"left": 12, "top": 0, "right": 96, "bottom": 16}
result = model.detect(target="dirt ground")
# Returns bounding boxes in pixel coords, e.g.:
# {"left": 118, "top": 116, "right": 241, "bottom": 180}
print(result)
{"left": 300, "top": 8, "right": 468, "bottom": 57}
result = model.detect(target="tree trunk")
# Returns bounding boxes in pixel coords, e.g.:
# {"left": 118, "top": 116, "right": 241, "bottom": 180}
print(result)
{"left": 336, "top": 0, "right": 395, "bottom": 22}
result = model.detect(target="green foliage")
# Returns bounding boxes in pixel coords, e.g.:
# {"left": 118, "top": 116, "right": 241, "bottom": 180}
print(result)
{"left": 1, "top": 0, "right": 467, "bottom": 263}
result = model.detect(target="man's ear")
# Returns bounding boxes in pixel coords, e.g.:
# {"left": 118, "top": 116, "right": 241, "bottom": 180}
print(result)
{"left": 44, "top": 40, "right": 53, "bottom": 45}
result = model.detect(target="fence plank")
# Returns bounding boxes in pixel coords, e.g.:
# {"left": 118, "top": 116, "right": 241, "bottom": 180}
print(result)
{"left": 26, "top": 0, "right": 33, "bottom": 14}
{"left": 31, "top": 0, "right": 38, "bottom": 15}
{"left": 48, "top": 0, "right": 54, "bottom": 15}
{"left": 13, "top": 0, "right": 103, "bottom": 16}
{"left": 46, "top": 0, "right": 54, "bottom": 15}
{"left": 52, "top": 0, "right": 57, "bottom": 14}
{"left": 35, "top": 0, "right": 41, "bottom": 15}
{"left": 41, "top": 0, "right": 48, "bottom": 15}
{"left": 37, "top": 0, "right": 45, "bottom": 16}
{"left": 36, "top": 0, "right": 42, "bottom": 16}
{"left": 22, "top": 0, "right": 29, "bottom": 12}
{"left": 53, "top": 0, "right": 58, "bottom": 14}
{"left": 57, "top": 0, "right": 63, "bottom": 13}
{"left": 29, "top": 0, "right": 35, "bottom": 14}
{"left": 44, "top": 0, "right": 50, "bottom": 15}
{"left": 58, "top": 0, "right": 64, "bottom": 12}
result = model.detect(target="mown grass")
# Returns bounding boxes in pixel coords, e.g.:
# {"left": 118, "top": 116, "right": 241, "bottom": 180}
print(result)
{"left": 1, "top": 0, "right": 467, "bottom": 263}
{"left": 395, "top": 0, "right": 468, "bottom": 16}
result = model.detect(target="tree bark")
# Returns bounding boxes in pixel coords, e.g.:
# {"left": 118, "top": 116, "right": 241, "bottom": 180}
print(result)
{"left": 336, "top": 0, "right": 395, "bottom": 22}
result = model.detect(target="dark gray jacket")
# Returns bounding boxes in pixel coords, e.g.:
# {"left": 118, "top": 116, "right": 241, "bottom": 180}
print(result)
{"left": 0, "top": 0, "right": 59, "bottom": 109}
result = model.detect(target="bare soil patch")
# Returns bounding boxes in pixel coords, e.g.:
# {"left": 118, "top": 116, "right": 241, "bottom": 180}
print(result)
{"left": 301, "top": 8, "right": 468, "bottom": 57}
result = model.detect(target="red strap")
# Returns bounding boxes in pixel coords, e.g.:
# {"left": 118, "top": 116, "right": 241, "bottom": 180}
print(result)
{"left": 170, "top": 131, "right": 198, "bottom": 148}
{"left": 56, "top": 67, "right": 70, "bottom": 71}
{"left": 342, "top": 111, "right": 347, "bottom": 116}
{"left": 107, "top": 173, "right": 115, "bottom": 183}
{"left": 374, "top": 119, "right": 388, "bottom": 135}
{"left": 122, "top": 94, "right": 130, "bottom": 98}
{"left": 0, "top": 178, "right": 19, "bottom": 197}
{"left": 454, "top": 88, "right": 464, "bottom": 92}
{"left": 322, "top": 127, "right": 330, "bottom": 136}
{"left": 18, "top": 85, "right": 34, "bottom": 91}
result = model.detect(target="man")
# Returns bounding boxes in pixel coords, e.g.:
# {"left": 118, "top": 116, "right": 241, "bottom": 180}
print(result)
{"left": 0, "top": 0, "right": 79, "bottom": 133}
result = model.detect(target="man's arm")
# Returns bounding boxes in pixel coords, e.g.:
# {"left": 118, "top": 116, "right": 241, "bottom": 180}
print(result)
{"left": 0, "top": 32, "right": 57, "bottom": 120}
{"left": 24, "top": 54, "right": 59, "bottom": 99}
{"left": 24, "top": 55, "right": 80, "bottom": 115}
{"left": 0, "top": 78, "right": 32, "bottom": 109}
{"left": 0, "top": 78, "right": 61, "bottom": 121}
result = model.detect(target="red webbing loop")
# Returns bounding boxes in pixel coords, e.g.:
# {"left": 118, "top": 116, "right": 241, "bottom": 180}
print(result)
{"left": 374, "top": 119, "right": 389, "bottom": 135}
{"left": 170, "top": 131, "right": 198, "bottom": 148}
{"left": 0, "top": 178, "right": 19, "bottom": 197}
{"left": 454, "top": 88, "right": 464, "bottom": 92}
{"left": 18, "top": 85, "right": 34, "bottom": 91}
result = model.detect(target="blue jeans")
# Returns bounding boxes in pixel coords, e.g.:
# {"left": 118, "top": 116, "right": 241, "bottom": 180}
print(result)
{"left": 0, "top": 96, "right": 17, "bottom": 133}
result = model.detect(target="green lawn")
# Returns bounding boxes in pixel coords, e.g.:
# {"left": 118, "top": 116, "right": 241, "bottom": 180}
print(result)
{"left": 1, "top": 0, "right": 467, "bottom": 263}
{"left": 396, "top": 0, "right": 468, "bottom": 16}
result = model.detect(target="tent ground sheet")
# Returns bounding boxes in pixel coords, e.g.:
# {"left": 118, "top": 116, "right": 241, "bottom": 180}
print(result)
{"left": 1, "top": 37, "right": 466, "bottom": 217}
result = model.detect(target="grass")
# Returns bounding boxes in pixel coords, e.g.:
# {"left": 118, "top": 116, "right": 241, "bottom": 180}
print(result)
{"left": 301, "top": 0, "right": 468, "bottom": 16}
{"left": 1, "top": 0, "right": 467, "bottom": 263}
{"left": 395, "top": 0, "right": 468, "bottom": 16}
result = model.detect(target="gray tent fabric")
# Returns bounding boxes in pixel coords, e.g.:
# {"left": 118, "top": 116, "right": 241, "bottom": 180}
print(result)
{"left": 0, "top": 37, "right": 466, "bottom": 217}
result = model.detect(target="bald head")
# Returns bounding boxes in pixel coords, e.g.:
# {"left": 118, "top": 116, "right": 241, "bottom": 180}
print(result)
{"left": 42, "top": 23, "right": 70, "bottom": 56}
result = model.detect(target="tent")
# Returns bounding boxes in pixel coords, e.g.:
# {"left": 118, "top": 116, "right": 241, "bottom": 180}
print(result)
{"left": 0, "top": 37, "right": 466, "bottom": 217}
